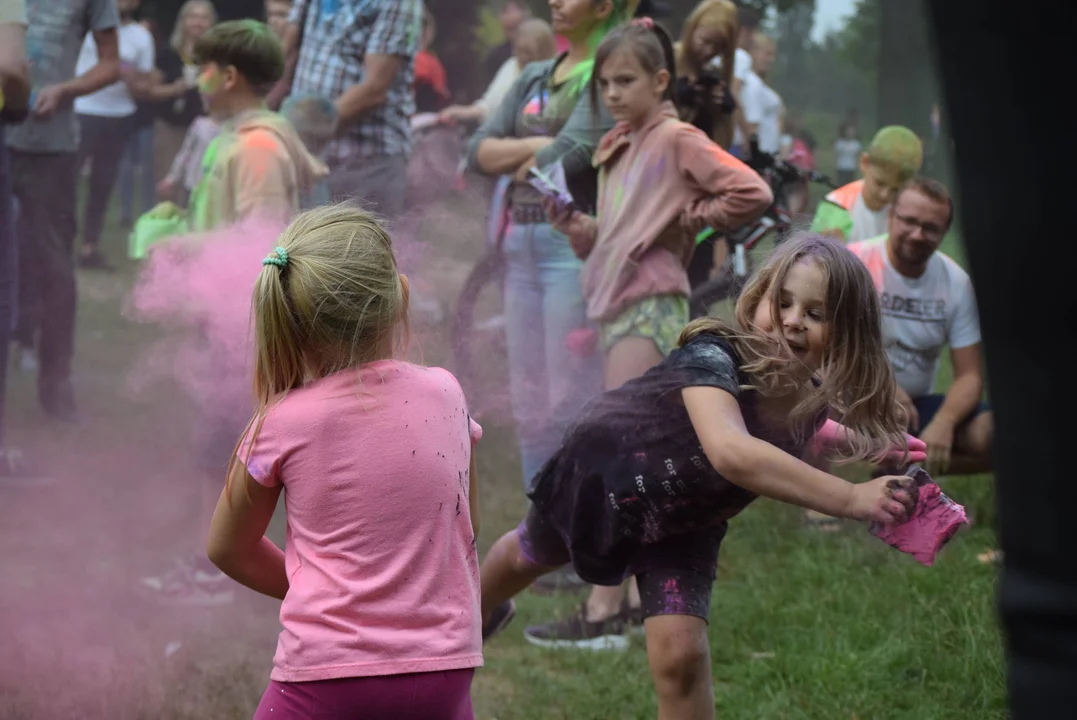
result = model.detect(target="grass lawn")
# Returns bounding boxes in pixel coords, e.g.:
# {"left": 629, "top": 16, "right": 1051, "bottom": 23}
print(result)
{"left": 0, "top": 188, "right": 1003, "bottom": 719}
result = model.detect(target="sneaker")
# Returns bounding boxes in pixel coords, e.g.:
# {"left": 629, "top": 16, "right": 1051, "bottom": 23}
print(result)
{"left": 482, "top": 599, "right": 516, "bottom": 643}
{"left": 17, "top": 346, "right": 37, "bottom": 373}
{"left": 530, "top": 567, "right": 588, "bottom": 596}
{"left": 0, "top": 448, "right": 53, "bottom": 488}
{"left": 140, "top": 559, "right": 234, "bottom": 607}
{"left": 523, "top": 603, "right": 631, "bottom": 651}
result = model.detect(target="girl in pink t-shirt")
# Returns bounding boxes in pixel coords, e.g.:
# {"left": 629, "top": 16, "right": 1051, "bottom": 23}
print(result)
{"left": 207, "top": 205, "right": 482, "bottom": 720}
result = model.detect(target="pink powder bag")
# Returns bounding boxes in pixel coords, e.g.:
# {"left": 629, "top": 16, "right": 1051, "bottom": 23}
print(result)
{"left": 869, "top": 465, "right": 969, "bottom": 566}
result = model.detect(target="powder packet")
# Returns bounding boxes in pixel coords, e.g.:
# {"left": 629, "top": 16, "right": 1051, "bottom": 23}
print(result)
{"left": 869, "top": 465, "right": 969, "bottom": 566}
{"left": 528, "top": 161, "right": 576, "bottom": 215}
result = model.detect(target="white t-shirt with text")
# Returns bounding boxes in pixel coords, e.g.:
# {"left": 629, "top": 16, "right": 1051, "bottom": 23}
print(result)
{"left": 74, "top": 21, "right": 155, "bottom": 118}
{"left": 848, "top": 235, "right": 982, "bottom": 398}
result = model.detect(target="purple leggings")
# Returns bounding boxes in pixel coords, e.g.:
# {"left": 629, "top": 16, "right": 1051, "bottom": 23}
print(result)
{"left": 253, "top": 669, "right": 475, "bottom": 720}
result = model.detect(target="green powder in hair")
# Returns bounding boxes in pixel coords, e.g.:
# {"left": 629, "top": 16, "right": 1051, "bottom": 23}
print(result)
{"left": 561, "top": 0, "right": 632, "bottom": 99}
{"left": 866, "top": 125, "right": 924, "bottom": 177}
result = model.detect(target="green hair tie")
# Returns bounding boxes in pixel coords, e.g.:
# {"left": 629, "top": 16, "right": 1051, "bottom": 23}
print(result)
{"left": 262, "top": 246, "right": 289, "bottom": 268}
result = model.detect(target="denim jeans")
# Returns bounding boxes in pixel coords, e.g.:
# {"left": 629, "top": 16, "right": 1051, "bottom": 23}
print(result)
{"left": 118, "top": 123, "right": 156, "bottom": 224}
{"left": 502, "top": 221, "right": 601, "bottom": 489}
{"left": 0, "top": 127, "right": 15, "bottom": 445}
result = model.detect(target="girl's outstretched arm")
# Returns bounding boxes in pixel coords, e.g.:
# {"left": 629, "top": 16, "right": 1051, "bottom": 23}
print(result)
{"left": 682, "top": 386, "right": 915, "bottom": 524}
{"left": 207, "top": 462, "right": 288, "bottom": 600}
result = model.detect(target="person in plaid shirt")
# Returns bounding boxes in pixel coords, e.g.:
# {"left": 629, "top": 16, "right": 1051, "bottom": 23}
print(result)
{"left": 285, "top": 0, "right": 421, "bottom": 218}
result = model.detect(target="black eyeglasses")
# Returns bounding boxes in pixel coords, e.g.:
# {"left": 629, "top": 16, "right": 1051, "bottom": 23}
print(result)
{"left": 893, "top": 212, "right": 945, "bottom": 239}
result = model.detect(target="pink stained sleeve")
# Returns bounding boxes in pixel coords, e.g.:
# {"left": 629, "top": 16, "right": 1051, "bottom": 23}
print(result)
{"left": 676, "top": 126, "right": 774, "bottom": 234}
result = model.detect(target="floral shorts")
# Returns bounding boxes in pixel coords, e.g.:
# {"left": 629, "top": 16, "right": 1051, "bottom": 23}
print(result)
{"left": 599, "top": 294, "right": 690, "bottom": 358}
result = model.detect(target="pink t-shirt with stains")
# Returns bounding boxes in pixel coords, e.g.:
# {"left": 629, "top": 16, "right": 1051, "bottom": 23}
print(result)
{"left": 242, "top": 361, "right": 483, "bottom": 682}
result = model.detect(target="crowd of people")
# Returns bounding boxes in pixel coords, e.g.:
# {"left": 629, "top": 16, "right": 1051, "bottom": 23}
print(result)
{"left": 0, "top": 0, "right": 995, "bottom": 717}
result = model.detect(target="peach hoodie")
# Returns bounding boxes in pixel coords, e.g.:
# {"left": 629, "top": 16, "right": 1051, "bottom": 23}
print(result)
{"left": 577, "top": 101, "right": 773, "bottom": 323}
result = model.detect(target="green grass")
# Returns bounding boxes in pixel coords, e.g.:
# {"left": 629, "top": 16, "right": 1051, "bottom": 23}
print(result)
{"left": 0, "top": 189, "right": 1003, "bottom": 719}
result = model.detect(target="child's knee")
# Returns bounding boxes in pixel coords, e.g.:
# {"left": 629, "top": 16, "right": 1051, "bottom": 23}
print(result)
{"left": 646, "top": 618, "right": 710, "bottom": 696}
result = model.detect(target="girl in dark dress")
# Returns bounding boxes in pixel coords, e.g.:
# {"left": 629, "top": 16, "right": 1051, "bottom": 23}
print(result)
{"left": 480, "top": 233, "right": 921, "bottom": 719}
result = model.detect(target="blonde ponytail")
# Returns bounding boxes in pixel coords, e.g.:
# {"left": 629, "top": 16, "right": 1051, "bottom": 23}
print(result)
{"left": 225, "top": 204, "right": 408, "bottom": 500}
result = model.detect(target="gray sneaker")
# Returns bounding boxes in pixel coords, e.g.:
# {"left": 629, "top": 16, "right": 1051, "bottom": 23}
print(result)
{"left": 523, "top": 603, "right": 631, "bottom": 651}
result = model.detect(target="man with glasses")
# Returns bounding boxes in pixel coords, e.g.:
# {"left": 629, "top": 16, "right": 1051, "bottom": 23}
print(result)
{"left": 849, "top": 177, "right": 993, "bottom": 476}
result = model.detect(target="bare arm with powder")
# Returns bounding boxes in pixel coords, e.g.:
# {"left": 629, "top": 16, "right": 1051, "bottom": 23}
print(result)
{"left": 682, "top": 385, "right": 915, "bottom": 523}
{"left": 207, "top": 462, "right": 288, "bottom": 600}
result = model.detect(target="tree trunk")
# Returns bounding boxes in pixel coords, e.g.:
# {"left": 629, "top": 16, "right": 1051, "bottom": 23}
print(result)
{"left": 877, "top": 0, "right": 936, "bottom": 139}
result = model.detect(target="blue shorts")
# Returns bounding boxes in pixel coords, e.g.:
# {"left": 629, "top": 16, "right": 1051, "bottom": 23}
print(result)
{"left": 912, "top": 394, "right": 989, "bottom": 434}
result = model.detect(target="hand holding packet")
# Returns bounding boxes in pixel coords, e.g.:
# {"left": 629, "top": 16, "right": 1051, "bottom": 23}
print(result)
{"left": 869, "top": 464, "right": 969, "bottom": 566}
{"left": 528, "top": 162, "right": 575, "bottom": 216}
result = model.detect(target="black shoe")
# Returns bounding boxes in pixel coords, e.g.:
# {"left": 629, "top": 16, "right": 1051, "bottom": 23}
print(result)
{"left": 39, "top": 379, "right": 80, "bottom": 423}
{"left": 79, "top": 249, "right": 114, "bottom": 271}
{"left": 482, "top": 600, "right": 516, "bottom": 643}
{"left": 530, "top": 567, "right": 588, "bottom": 596}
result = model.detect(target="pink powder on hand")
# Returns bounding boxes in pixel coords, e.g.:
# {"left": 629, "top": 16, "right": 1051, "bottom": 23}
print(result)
{"left": 870, "top": 466, "right": 969, "bottom": 566}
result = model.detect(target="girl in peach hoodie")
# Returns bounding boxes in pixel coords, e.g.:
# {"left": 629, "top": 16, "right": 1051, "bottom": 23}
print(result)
{"left": 525, "top": 17, "right": 772, "bottom": 650}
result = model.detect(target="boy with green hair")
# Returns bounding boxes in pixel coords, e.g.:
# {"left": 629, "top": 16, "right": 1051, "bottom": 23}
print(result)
{"left": 811, "top": 124, "right": 923, "bottom": 243}
{"left": 188, "top": 18, "right": 326, "bottom": 232}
